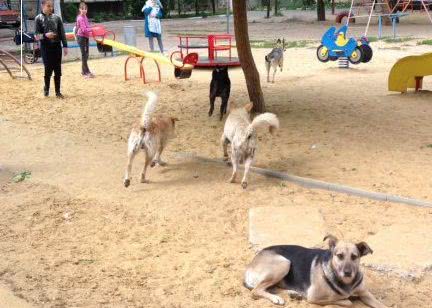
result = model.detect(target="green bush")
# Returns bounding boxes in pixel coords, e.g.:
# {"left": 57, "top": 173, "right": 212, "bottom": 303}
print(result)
{"left": 418, "top": 39, "right": 432, "bottom": 45}
{"left": 123, "top": 0, "right": 171, "bottom": 18}
{"left": 62, "top": 3, "right": 78, "bottom": 23}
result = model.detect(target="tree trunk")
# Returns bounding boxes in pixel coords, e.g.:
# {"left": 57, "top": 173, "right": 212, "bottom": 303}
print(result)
{"left": 211, "top": 0, "right": 216, "bottom": 14}
{"left": 266, "top": 0, "right": 271, "bottom": 18}
{"left": 233, "top": 0, "right": 265, "bottom": 113}
{"left": 317, "top": 0, "right": 325, "bottom": 21}
{"left": 274, "top": 0, "right": 278, "bottom": 16}
{"left": 195, "top": 0, "right": 199, "bottom": 15}
{"left": 177, "top": 0, "right": 181, "bottom": 15}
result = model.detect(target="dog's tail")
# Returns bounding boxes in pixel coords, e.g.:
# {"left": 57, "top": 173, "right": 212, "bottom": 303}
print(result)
{"left": 140, "top": 91, "right": 158, "bottom": 129}
{"left": 247, "top": 113, "right": 279, "bottom": 136}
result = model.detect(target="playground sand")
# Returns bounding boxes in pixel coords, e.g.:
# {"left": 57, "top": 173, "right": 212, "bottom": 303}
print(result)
{"left": 1, "top": 43, "right": 432, "bottom": 307}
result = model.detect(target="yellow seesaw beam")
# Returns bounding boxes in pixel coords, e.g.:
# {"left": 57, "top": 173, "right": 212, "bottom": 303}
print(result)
{"left": 102, "top": 39, "right": 194, "bottom": 70}
{"left": 388, "top": 52, "right": 432, "bottom": 93}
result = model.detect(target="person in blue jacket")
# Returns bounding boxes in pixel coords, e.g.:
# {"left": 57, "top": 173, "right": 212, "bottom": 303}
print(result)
{"left": 142, "top": 0, "right": 164, "bottom": 53}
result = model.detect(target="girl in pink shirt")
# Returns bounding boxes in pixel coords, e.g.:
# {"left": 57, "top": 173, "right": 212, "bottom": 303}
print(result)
{"left": 75, "top": 2, "right": 94, "bottom": 77}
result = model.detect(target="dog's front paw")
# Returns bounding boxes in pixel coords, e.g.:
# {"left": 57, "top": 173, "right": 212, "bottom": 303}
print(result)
{"left": 124, "top": 179, "right": 130, "bottom": 188}
{"left": 270, "top": 295, "right": 285, "bottom": 305}
{"left": 151, "top": 160, "right": 167, "bottom": 167}
{"left": 223, "top": 155, "right": 229, "bottom": 162}
{"left": 241, "top": 181, "right": 248, "bottom": 189}
{"left": 286, "top": 290, "right": 302, "bottom": 300}
{"left": 229, "top": 177, "right": 236, "bottom": 183}
{"left": 219, "top": 114, "right": 224, "bottom": 121}
{"left": 208, "top": 110, "right": 213, "bottom": 117}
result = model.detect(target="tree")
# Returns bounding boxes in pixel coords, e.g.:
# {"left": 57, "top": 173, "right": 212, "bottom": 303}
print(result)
{"left": 266, "top": 0, "right": 271, "bottom": 18}
{"left": 233, "top": 0, "right": 265, "bottom": 112}
{"left": 274, "top": 0, "right": 279, "bottom": 16}
{"left": 177, "top": 0, "right": 182, "bottom": 15}
{"left": 210, "top": 0, "right": 216, "bottom": 15}
{"left": 317, "top": 0, "right": 325, "bottom": 21}
{"left": 195, "top": 0, "right": 199, "bottom": 15}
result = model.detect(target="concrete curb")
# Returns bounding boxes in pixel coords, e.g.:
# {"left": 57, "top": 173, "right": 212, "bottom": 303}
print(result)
{"left": 177, "top": 153, "right": 432, "bottom": 208}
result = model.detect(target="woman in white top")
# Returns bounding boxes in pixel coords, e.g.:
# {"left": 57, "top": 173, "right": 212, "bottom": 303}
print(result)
{"left": 142, "top": 0, "right": 164, "bottom": 53}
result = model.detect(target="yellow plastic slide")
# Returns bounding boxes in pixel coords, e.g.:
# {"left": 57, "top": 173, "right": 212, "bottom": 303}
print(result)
{"left": 388, "top": 52, "right": 432, "bottom": 93}
{"left": 102, "top": 39, "right": 194, "bottom": 70}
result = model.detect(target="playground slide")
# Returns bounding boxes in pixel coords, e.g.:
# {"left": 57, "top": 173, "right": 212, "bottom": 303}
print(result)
{"left": 101, "top": 39, "right": 194, "bottom": 70}
{"left": 388, "top": 52, "right": 432, "bottom": 93}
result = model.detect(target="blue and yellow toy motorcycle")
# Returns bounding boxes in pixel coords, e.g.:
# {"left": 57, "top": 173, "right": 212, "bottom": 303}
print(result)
{"left": 316, "top": 26, "right": 372, "bottom": 65}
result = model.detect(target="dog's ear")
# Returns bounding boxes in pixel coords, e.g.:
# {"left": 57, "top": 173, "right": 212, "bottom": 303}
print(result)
{"left": 323, "top": 234, "right": 338, "bottom": 250}
{"left": 356, "top": 242, "right": 373, "bottom": 257}
{"left": 276, "top": 38, "right": 281, "bottom": 44}
{"left": 244, "top": 103, "right": 253, "bottom": 113}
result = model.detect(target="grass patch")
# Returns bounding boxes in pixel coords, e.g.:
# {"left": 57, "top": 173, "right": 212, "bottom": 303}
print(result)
{"left": 418, "top": 39, "right": 432, "bottom": 46}
{"left": 365, "top": 36, "right": 416, "bottom": 43}
{"left": 382, "top": 37, "right": 416, "bottom": 43}
{"left": 12, "top": 170, "right": 31, "bottom": 183}
{"left": 249, "top": 39, "right": 313, "bottom": 49}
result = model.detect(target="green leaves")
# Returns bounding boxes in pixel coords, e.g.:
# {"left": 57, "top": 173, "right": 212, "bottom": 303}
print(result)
{"left": 12, "top": 170, "right": 31, "bottom": 183}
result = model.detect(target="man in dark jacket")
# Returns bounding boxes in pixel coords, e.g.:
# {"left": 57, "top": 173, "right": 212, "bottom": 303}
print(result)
{"left": 35, "top": 0, "right": 68, "bottom": 98}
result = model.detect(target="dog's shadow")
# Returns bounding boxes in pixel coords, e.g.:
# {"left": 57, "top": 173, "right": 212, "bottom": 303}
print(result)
{"left": 268, "top": 288, "right": 371, "bottom": 307}
{"left": 131, "top": 159, "right": 278, "bottom": 192}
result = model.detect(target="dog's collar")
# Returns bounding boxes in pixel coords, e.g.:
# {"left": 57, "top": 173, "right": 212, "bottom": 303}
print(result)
{"left": 321, "top": 260, "right": 363, "bottom": 296}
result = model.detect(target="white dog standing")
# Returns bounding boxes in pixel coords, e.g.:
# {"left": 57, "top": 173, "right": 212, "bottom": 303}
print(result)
{"left": 221, "top": 103, "right": 279, "bottom": 189}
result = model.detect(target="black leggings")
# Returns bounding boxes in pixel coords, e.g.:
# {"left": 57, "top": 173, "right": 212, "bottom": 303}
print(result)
{"left": 77, "top": 35, "right": 90, "bottom": 75}
{"left": 41, "top": 43, "right": 62, "bottom": 94}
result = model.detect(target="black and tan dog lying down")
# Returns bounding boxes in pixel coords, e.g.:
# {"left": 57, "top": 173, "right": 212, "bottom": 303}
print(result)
{"left": 244, "top": 235, "right": 388, "bottom": 307}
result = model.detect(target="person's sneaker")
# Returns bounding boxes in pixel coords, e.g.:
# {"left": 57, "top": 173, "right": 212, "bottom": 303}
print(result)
{"left": 43, "top": 87, "right": 49, "bottom": 97}
{"left": 56, "top": 93, "right": 64, "bottom": 99}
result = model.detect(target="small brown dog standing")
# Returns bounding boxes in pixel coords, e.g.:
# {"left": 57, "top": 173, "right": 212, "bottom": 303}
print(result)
{"left": 123, "top": 92, "right": 177, "bottom": 187}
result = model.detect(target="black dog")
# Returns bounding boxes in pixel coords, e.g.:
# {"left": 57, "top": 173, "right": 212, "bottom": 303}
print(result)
{"left": 209, "top": 66, "right": 231, "bottom": 121}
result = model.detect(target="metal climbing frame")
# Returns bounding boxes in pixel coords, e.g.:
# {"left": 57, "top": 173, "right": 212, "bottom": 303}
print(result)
{"left": 390, "top": 0, "right": 432, "bottom": 23}
{"left": 341, "top": 0, "right": 432, "bottom": 37}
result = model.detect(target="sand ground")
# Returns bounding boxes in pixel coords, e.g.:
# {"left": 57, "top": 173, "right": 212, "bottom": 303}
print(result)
{"left": 1, "top": 12, "right": 432, "bottom": 308}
